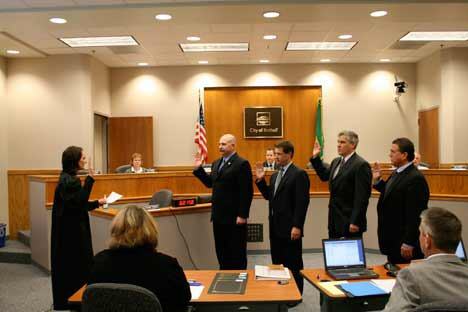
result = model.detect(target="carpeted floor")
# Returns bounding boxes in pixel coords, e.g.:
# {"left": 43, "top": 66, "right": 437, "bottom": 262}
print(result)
{"left": 0, "top": 252, "right": 387, "bottom": 312}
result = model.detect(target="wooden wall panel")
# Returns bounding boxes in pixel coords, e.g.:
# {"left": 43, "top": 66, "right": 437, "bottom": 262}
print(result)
{"left": 418, "top": 107, "right": 439, "bottom": 168}
{"left": 108, "top": 117, "right": 154, "bottom": 172}
{"left": 204, "top": 86, "right": 321, "bottom": 168}
{"left": 8, "top": 169, "right": 60, "bottom": 239}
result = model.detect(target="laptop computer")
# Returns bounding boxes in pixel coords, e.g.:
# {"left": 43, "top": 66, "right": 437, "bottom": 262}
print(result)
{"left": 456, "top": 240, "right": 467, "bottom": 262}
{"left": 322, "top": 238, "right": 379, "bottom": 280}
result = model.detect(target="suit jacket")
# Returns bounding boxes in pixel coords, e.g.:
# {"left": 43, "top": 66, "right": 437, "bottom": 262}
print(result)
{"left": 311, "top": 153, "right": 372, "bottom": 234}
{"left": 384, "top": 254, "right": 468, "bottom": 312}
{"left": 374, "top": 163, "right": 429, "bottom": 255}
{"left": 89, "top": 246, "right": 191, "bottom": 312}
{"left": 193, "top": 153, "right": 253, "bottom": 224}
{"left": 256, "top": 163, "right": 310, "bottom": 238}
{"left": 262, "top": 160, "right": 279, "bottom": 170}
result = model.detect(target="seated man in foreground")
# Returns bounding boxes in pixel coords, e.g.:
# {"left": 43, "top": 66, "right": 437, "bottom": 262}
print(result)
{"left": 384, "top": 207, "right": 468, "bottom": 311}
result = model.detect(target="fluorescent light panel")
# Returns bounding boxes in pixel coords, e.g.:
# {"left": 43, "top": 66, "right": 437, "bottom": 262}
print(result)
{"left": 400, "top": 31, "right": 468, "bottom": 41}
{"left": 180, "top": 43, "right": 248, "bottom": 52}
{"left": 60, "top": 36, "right": 138, "bottom": 47}
{"left": 286, "top": 41, "right": 357, "bottom": 51}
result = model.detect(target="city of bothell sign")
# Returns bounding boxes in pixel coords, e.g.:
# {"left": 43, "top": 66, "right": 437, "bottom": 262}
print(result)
{"left": 244, "top": 107, "right": 283, "bottom": 138}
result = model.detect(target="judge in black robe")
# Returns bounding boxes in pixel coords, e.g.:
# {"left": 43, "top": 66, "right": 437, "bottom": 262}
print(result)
{"left": 50, "top": 146, "right": 105, "bottom": 310}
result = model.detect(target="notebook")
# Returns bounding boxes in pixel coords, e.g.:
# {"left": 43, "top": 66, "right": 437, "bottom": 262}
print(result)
{"left": 456, "top": 240, "right": 466, "bottom": 262}
{"left": 322, "top": 238, "right": 378, "bottom": 280}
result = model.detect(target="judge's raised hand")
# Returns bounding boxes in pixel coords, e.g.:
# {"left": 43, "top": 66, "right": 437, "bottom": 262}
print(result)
{"left": 194, "top": 152, "right": 203, "bottom": 168}
{"left": 372, "top": 162, "right": 382, "bottom": 182}
{"left": 312, "top": 140, "right": 322, "bottom": 158}
{"left": 255, "top": 161, "right": 265, "bottom": 180}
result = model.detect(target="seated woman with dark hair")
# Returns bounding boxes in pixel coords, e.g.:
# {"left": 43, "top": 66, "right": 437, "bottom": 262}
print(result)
{"left": 88, "top": 205, "right": 191, "bottom": 312}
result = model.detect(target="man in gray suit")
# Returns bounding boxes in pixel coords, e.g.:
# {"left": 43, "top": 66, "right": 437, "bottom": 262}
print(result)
{"left": 384, "top": 207, "right": 468, "bottom": 311}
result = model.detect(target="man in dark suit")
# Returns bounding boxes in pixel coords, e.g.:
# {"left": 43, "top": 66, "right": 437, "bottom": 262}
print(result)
{"left": 262, "top": 148, "right": 279, "bottom": 170}
{"left": 373, "top": 137, "right": 429, "bottom": 264}
{"left": 193, "top": 134, "right": 253, "bottom": 269}
{"left": 310, "top": 130, "right": 372, "bottom": 238}
{"left": 255, "top": 141, "right": 310, "bottom": 294}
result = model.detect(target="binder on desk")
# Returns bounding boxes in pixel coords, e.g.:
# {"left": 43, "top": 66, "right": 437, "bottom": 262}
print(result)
{"left": 337, "top": 281, "right": 388, "bottom": 297}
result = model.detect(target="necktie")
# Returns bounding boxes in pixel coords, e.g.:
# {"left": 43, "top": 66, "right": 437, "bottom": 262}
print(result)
{"left": 274, "top": 167, "right": 284, "bottom": 195}
{"left": 332, "top": 157, "right": 343, "bottom": 179}
{"left": 218, "top": 159, "right": 226, "bottom": 172}
{"left": 385, "top": 171, "right": 398, "bottom": 193}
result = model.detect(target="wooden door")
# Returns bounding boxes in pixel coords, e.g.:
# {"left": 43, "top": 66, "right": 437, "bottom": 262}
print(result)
{"left": 418, "top": 107, "right": 439, "bottom": 168}
{"left": 108, "top": 117, "right": 154, "bottom": 172}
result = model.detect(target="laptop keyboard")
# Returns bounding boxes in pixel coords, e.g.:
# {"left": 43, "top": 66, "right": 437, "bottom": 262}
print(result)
{"left": 333, "top": 268, "right": 368, "bottom": 274}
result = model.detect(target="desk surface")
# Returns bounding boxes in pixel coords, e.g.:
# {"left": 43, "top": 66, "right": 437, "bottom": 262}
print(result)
{"left": 301, "top": 265, "right": 408, "bottom": 299}
{"left": 69, "top": 269, "right": 302, "bottom": 305}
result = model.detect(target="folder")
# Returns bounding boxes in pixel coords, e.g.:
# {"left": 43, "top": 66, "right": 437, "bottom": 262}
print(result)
{"left": 338, "top": 281, "right": 388, "bottom": 297}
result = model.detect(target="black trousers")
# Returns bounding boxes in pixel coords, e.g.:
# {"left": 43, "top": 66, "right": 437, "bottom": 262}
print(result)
{"left": 212, "top": 223, "right": 247, "bottom": 270}
{"left": 386, "top": 245, "right": 424, "bottom": 264}
{"left": 270, "top": 233, "right": 304, "bottom": 294}
{"left": 329, "top": 225, "right": 363, "bottom": 239}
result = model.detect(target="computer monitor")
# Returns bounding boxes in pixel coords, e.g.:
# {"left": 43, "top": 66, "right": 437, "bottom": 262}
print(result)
{"left": 456, "top": 240, "right": 466, "bottom": 262}
{"left": 322, "top": 238, "right": 366, "bottom": 269}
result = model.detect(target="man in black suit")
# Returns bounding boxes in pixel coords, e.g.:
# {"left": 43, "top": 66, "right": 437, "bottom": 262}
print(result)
{"left": 262, "top": 148, "right": 278, "bottom": 170}
{"left": 373, "top": 137, "right": 429, "bottom": 264}
{"left": 193, "top": 134, "right": 253, "bottom": 269}
{"left": 255, "top": 141, "right": 310, "bottom": 294}
{"left": 310, "top": 130, "right": 372, "bottom": 238}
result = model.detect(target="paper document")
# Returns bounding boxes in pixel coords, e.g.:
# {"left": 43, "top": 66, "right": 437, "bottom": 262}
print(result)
{"left": 370, "top": 279, "right": 396, "bottom": 293}
{"left": 318, "top": 281, "right": 348, "bottom": 296}
{"left": 106, "top": 191, "right": 123, "bottom": 204}
{"left": 254, "top": 265, "right": 291, "bottom": 280}
{"left": 190, "top": 286, "right": 204, "bottom": 300}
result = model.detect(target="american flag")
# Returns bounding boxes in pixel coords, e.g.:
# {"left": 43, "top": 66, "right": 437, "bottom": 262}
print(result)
{"left": 194, "top": 91, "right": 208, "bottom": 162}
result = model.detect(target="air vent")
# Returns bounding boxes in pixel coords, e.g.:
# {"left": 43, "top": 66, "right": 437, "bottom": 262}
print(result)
{"left": 389, "top": 41, "right": 427, "bottom": 50}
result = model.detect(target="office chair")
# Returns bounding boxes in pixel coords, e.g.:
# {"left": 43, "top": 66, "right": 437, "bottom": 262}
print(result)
{"left": 115, "top": 164, "right": 131, "bottom": 173}
{"left": 149, "top": 189, "right": 173, "bottom": 207}
{"left": 413, "top": 301, "right": 468, "bottom": 312}
{"left": 82, "top": 283, "right": 163, "bottom": 312}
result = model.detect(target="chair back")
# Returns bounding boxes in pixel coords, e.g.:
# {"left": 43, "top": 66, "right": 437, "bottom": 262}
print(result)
{"left": 149, "top": 189, "right": 173, "bottom": 207}
{"left": 413, "top": 301, "right": 468, "bottom": 312}
{"left": 82, "top": 283, "right": 163, "bottom": 312}
{"left": 115, "top": 164, "right": 131, "bottom": 173}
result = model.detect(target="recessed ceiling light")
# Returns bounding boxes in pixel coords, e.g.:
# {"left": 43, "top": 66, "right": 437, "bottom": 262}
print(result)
{"left": 155, "top": 14, "right": 172, "bottom": 21}
{"left": 400, "top": 31, "right": 468, "bottom": 41}
{"left": 263, "top": 34, "right": 277, "bottom": 40}
{"left": 49, "top": 17, "right": 67, "bottom": 24}
{"left": 259, "top": 59, "right": 269, "bottom": 63}
{"left": 138, "top": 62, "right": 148, "bottom": 66}
{"left": 370, "top": 10, "right": 388, "bottom": 17}
{"left": 380, "top": 58, "right": 391, "bottom": 62}
{"left": 286, "top": 41, "right": 357, "bottom": 51}
{"left": 320, "top": 59, "right": 331, "bottom": 62}
{"left": 59, "top": 36, "right": 139, "bottom": 47}
{"left": 198, "top": 60, "right": 209, "bottom": 64}
{"left": 6, "top": 49, "right": 20, "bottom": 54}
{"left": 180, "top": 43, "right": 249, "bottom": 52}
{"left": 187, "top": 36, "right": 201, "bottom": 41}
{"left": 338, "top": 34, "right": 353, "bottom": 40}
{"left": 263, "top": 11, "right": 280, "bottom": 18}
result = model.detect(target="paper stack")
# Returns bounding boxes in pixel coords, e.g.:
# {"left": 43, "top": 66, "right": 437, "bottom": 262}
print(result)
{"left": 254, "top": 265, "right": 291, "bottom": 281}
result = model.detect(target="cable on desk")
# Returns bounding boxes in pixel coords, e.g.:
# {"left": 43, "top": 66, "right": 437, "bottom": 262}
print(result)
{"left": 169, "top": 207, "right": 199, "bottom": 270}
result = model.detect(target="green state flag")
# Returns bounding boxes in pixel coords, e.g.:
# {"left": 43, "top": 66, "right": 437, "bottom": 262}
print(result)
{"left": 315, "top": 98, "right": 324, "bottom": 158}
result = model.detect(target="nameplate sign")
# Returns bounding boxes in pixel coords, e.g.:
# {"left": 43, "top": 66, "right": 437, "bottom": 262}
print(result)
{"left": 244, "top": 106, "right": 283, "bottom": 138}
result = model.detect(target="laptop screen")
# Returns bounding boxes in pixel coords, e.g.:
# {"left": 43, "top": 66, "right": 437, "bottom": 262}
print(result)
{"left": 323, "top": 238, "right": 366, "bottom": 269}
{"left": 456, "top": 240, "right": 466, "bottom": 261}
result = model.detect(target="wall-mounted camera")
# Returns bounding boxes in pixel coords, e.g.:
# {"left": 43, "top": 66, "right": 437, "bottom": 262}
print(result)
{"left": 394, "top": 81, "right": 407, "bottom": 94}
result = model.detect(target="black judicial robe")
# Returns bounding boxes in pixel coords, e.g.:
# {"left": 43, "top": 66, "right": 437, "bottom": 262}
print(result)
{"left": 50, "top": 172, "right": 99, "bottom": 310}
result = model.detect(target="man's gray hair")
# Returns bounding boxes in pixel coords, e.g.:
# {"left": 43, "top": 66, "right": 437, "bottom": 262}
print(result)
{"left": 338, "top": 130, "right": 359, "bottom": 147}
{"left": 420, "top": 207, "right": 462, "bottom": 253}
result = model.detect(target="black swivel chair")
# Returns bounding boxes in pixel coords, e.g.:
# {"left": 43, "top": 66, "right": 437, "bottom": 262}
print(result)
{"left": 115, "top": 165, "right": 131, "bottom": 173}
{"left": 149, "top": 189, "right": 173, "bottom": 207}
{"left": 82, "top": 283, "right": 163, "bottom": 312}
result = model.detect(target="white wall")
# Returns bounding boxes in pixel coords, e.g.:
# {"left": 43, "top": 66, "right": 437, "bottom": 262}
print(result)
{"left": 111, "top": 63, "right": 417, "bottom": 166}
{"left": 440, "top": 48, "right": 468, "bottom": 163}
{"left": 0, "top": 56, "right": 8, "bottom": 234}
{"left": 90, "top": 57, "right": 111, "bottom": 116}
{"left": 417, "top": 51, "right": 441, "bottom": 111}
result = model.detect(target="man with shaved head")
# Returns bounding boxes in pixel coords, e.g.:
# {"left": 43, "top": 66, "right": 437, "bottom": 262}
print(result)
{"left": 193, "top": 134, "right": 253, "bottom": 269}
